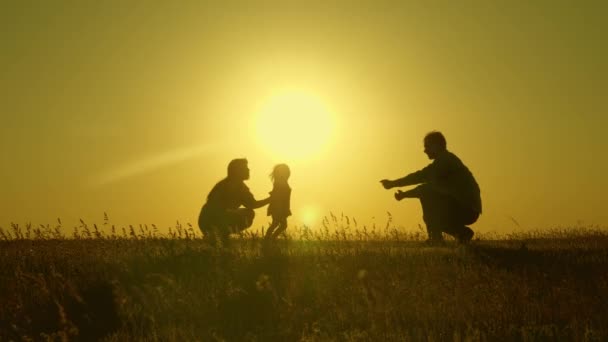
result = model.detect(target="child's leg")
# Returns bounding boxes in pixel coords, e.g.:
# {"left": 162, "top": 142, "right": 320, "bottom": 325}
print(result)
{"left": 265, "top": 219, "right": 280, "bottom": 239}
{"left": 271, "top": 218, "right": 288, "bottom": 239}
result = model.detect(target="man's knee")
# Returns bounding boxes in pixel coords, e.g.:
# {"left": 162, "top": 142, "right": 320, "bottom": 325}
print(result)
{"left": 244, "top": 207, "right": 254, "bottom": 218}
{"left": 227, "top": 208, "right": 255, "bottom": 233}
{"left": 242, "top": 208, "right": 255, "bottom": 227}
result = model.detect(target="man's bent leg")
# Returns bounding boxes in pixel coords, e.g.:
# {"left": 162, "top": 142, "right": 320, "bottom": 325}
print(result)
{"left": 199, "top": 206, "right": 229, "bottom": 245}
{"left": 442, "top": 206, "right": 479, "bottom": 243}
{"left": 198, "top": 206, "right": 211, "bottom": 237}
{"left": 443, "top": 225, "right": 473, "bottom": 243}
{"left": 417, "top": 184, "right": 480, "bottom": 243}
{"left": 417, "top": 184, "right": 445, "bottom": 242}
{"left": 226, "top": 208, "right": 255, "bottom": 234}
{"left": 456, "top": 209, "right": 479, "bottom": 243}
{"left": 200, "top": 223, "right": 222, "bottom": 246}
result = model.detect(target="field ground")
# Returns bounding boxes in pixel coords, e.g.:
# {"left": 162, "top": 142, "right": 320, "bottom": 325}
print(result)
{"left": 1, "top": 226, "right": 608, "bottom": 341}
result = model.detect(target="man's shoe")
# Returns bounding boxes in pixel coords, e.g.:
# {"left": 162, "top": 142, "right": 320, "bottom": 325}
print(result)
{"left": 423, "top": 238, "right": 446, "bottom": 247}
{"left": 458, "top": 227, "right": 474, "bottom": 244}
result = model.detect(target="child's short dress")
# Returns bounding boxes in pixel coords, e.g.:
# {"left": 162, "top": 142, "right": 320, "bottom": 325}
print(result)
{"left": 267, "top": 183, "right": 292, "bottom": 219}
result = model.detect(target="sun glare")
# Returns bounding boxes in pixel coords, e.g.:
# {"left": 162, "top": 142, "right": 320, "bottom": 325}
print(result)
{"left": 299, "top": 205, "right": 319, "bottom": 227}
{"left": 255, "top": 90, "right": 335, "bottom": 162}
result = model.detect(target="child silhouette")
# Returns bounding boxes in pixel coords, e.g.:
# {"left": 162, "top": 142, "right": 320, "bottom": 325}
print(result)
{"left": 264, "top": 164, "right": 291, "bottom": 240}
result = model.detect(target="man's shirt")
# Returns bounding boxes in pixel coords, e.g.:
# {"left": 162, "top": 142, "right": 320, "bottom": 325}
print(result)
{"left": 395, "top": 150, "right": 482, "bottom": 214}
{"left": 205, "top": 178, "right": 256, "bottom": 211}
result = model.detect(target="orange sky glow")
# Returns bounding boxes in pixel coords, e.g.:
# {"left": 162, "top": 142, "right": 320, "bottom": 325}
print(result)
{"left": 1, "top": 2, "right": 607, "bottom": 234}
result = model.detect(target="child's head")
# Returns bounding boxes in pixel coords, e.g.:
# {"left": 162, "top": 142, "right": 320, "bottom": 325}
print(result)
{"left": 270, "top": 163, "right": 290, "bottom": 182}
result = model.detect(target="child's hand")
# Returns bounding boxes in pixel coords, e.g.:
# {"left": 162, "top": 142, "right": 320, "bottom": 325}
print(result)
{"left": 394, "top": 190, "right": 405, "bottom": 201}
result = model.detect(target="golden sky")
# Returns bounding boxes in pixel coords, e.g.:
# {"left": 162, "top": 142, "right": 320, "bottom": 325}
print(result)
{"left": 1, "top": 1, "right": 607, "bottom": 233}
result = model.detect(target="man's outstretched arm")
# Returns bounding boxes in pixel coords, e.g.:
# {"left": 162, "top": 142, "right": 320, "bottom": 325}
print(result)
{"left": 249, "top": 197, "right": 270, "bottom": 209}
{"left": 242, "top": 192, "right": 271, "bottom": 209}
{"left": 240, "top": 185, "right": 271, "bottom": 209}
{"left": 381, "top": 163, "right": 434, "bottom": 189}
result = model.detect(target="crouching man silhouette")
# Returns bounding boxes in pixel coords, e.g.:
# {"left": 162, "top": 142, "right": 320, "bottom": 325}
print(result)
{"left": 381, "top": 131, "right": 482, "bottom": 244}
{"left": 198, "top": 158, "right": 270, "bottom": 246}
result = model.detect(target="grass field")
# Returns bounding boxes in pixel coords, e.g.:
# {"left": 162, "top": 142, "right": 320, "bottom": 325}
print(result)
{"left": 1, "top": 217, "right": 608, "bottom": 341}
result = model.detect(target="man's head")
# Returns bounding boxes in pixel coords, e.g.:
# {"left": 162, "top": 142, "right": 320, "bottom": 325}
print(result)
{"left": 423, "top": 131, "right": 447, "bottom": 160}
{"left": 227, "top": 158, "right": 250, "bottom": 181}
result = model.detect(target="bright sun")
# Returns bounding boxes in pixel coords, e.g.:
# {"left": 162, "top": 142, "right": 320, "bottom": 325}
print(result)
{"left": 255, "top": 90, "right": 335, "bottom": 161}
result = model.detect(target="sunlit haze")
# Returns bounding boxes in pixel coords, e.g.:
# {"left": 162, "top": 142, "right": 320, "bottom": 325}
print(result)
{"left": 1, "top": 2, "right": 607, "bottom": 234}
{"left": 254, "top": 89, "right": 336, "bottom": 162}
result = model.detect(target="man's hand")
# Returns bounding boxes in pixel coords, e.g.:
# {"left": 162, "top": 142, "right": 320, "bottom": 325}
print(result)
{"left": 394, "top": 190, "right": 406, "bottom": 201}
{"left": 380, "top": 179, "right": 394, "bottom": 189}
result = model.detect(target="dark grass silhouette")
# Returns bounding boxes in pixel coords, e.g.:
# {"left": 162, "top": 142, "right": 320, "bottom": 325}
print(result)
{"left": 2, "top": 225, "right": 608, "bottom": 341}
